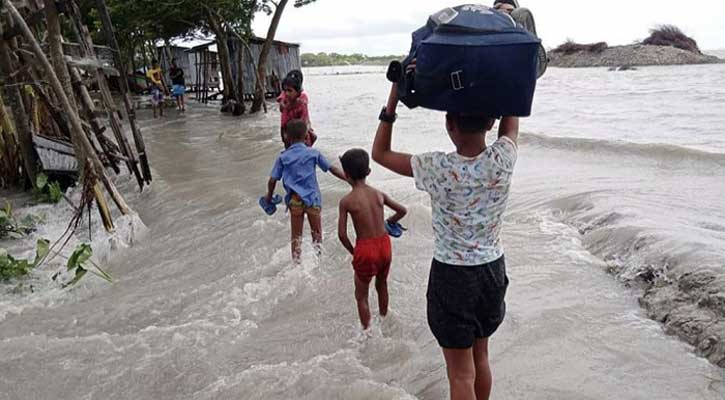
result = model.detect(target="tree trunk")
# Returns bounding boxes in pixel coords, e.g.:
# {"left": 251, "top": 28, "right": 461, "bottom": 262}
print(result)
{"left": 235, "top": 40, "right": 245, "bottom": 113}
{"left": 208, "top": 15, "right": 235, "bottom": 102}
{"left": 0, "top": 34, "right": 38, "bottom": 187}
{"left": 251, "top": 0, "right": 289, "bottom": 113}
{"left": 43, "top": 0, "right": 77, "bottom": 112}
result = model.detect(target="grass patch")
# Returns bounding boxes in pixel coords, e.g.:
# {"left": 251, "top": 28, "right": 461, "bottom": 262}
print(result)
{"left": 553, "top": 40, "right": 608, "bottom": 55}
{"left": 642, "top": 25, "right": 700, "bottom": 54}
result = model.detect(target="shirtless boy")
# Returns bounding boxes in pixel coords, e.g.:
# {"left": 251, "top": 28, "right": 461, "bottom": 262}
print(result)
{"left": 337, "top": 149, "right": 407, "bottom": 329}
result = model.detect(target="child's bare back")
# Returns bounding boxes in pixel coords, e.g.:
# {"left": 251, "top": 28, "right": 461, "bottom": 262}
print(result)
{"left": 340, "top": 185, "right": 388, "bottom": 241}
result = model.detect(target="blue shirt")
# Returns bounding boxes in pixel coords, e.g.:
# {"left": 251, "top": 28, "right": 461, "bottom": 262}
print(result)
{"left": 270, "top": 143, "right": 331, "bottom": 208}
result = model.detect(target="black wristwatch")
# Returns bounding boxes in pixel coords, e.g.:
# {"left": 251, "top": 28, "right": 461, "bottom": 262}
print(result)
{"left": 379, "top": 107, "right": 397, "bottom": 124}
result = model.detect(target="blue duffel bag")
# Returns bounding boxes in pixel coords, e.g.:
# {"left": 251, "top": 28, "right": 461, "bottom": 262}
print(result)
{"left": 395, "top": 4, "right": 542, "bottom": 117}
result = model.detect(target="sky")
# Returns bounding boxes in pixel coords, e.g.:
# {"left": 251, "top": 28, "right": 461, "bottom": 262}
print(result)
{"left": 251, "top": 0, "right": 725, "bottom": 55}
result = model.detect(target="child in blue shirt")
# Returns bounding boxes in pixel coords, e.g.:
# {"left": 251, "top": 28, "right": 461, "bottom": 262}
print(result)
{"left": 265, "top": 119, "right": 346, "bottom": 263}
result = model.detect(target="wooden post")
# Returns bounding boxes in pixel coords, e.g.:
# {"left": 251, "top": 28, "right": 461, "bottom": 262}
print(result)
{"left": 195, "top": 51, "right": 200, "bottom": 101}
{"left": 201, "top": 48, "right": 209, "bottom": 104}
{"left": 3, "top": 0, "right": 129, "bottom": 226}
{"left": 94, "top": 0, "right": 152, "bottom": 185}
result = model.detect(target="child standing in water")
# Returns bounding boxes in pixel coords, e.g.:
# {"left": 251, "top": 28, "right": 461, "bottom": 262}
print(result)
{"left": 372, "top": 81, "right": 518, "bottom": 400}
{"left": 278, "top": 70, "right": 317, "bottom": 148}
{"left": 146, "top": 59, "right": 167, "bottom": 118}
{"left": 265, "top": 119, "right": 345, "bottom": 263}
{"left": 337, "top": 149, "right": 407, "bottom": 330}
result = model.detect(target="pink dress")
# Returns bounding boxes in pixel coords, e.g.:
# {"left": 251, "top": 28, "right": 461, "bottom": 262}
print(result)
{"left": 278, "top": 92, "right": 317, "bottom": 148}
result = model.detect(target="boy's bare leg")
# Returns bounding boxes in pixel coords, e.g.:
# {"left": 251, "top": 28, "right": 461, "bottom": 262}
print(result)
{"left": 290, "top": 209, "right": 304, "bottom": 264}
{"left": 354, "top": 274, "right": 371, "bottom": 329}
{"left": 374, "top": 273, "right": 389, "bottom": 317}
{"left": 473, "top": 338, "right": 493, "bottom": 400}
{"left": 307, "top": 209, "right": 322, "bottom": 255}
{"left": 442, "top": 347, "right": 476, "bottom": 400}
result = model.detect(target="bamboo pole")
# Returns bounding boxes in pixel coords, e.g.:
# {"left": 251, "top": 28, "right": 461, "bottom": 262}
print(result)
{"left": 42, "top": 0, "right": 78, "bottom": 112}
{"left": 69, "top": 67, "right": 122, "bottom": 174}
{"left": 94, "top": 0, "right": 152, "bottom": 184}
{"left": 92, "top": 179, "right": 114, "bottom": 231}
{"left": 0, "top": 25, "right": 38, "bottom": 187}
{"left": 64, "top": 3, "right": 144, "bottom": 186}
{"left": 0, "top": 95, "right": 19, "bottom": 172}
{"left": 3, "top": 0, "right": 129, "bottom": 226}
{"left": 0, "top": 95, "right": 20, "bottom": 184}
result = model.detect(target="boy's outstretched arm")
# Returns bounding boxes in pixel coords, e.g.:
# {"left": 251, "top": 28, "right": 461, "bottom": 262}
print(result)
{"left": 337, "top": 200, "right": 355, "bottom": 255}
{"left": 383, "top": 193, "right": 407, "bottom": 224}
{"left": 328, "top": 165, "right": 347, "bottom": 182}
{"left": 265, "top": 178, "right": 277, "bottom": 203}
{"left": 372, "top": 84, "right": 413, "bottom": 177}
{"left": 498, "top": 116, "right": 520, "bottom": 145}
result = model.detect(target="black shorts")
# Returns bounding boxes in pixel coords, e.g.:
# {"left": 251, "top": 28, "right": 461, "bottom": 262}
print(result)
{"left": 427, "top": 256, "right": 509, "bottom": 349}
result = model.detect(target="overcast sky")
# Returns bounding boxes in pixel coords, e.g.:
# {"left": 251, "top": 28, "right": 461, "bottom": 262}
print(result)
{"left": 251, "top": 0, "right": 725, "bottom": 55}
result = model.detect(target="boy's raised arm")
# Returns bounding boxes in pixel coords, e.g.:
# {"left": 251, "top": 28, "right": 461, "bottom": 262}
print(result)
{"left": 337, "top": 201, "right": 354, "bottom": 255}
{"left": 498, "top": 116, "right": 519, "bottom": 145}
{"left": 372, "top": 84, "right": 413, "bottom": 177}
{"left": 383, "top": 193, "right": 407, "bottom": 224}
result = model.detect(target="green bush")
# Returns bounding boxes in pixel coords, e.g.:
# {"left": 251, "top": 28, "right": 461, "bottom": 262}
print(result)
{"left": 33, "top": 173, "right": 63, "bottom": 204}
{"left": 1, "top": 240, "right": 112, "bottom": 287}
{"left": 0, "top": 202, "right": 41, "bottom": 239}
{"left": 0, "top": 239, "right": 49, "bottom": 281}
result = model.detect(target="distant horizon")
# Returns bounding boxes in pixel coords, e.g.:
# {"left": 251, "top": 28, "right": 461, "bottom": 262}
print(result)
{"left": 253, "top": 0, "right": 725, "bottom": 57}
{"left": 300, "top": 48, "right": 725, "bottom": 56}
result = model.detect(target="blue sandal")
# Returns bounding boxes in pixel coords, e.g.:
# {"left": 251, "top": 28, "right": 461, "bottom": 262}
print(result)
{"left": 259, "top": 195, "right": 283, "bottom": 215}
{"left": 385, "top": 221, "right": 407, "bottom": 238}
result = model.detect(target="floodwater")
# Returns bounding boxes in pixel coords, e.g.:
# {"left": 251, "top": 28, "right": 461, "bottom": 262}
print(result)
{"left": 1, "top": 64, "right": 724, "bottom": 399}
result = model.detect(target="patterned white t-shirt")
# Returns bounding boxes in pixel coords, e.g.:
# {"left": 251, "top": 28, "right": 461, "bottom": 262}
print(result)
{"left": 411, "top": 136, "right": 518, "bottom": 266}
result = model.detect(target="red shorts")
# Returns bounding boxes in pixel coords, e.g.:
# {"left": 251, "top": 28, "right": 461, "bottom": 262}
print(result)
{"left": 352, "top": 235, "right": 392, "bottom": 283}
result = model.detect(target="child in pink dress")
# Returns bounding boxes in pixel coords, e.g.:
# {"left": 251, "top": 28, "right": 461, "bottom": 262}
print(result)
{"left": 277, "top": 70, "right": 317, "bottom": 148}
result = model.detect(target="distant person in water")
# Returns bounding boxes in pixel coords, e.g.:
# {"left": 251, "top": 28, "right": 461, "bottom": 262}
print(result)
{"left": 372, "top": 74, "right": 518, "bottom": 399}
{"left": 494, "top": 0, "right": 538, "bottom": 36}
{"left": 146, "top": 59, "right": 168, "bottom": 118}
{"left": 265, "top": 119, "right": 346, "bottom": 263}
{"left": 278, "top": 70, "right": 317, "bottom": 148}
{"left": 169, "top": 58, "right": 186, "bottom": 112}
{"left": 337, "top": 149, "right": 407, "bottom": 329}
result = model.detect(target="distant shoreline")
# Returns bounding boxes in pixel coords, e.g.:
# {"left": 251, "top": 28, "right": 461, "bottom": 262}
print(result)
{"left": 301, "top": 53, "right": 403, "bottom": 68}
{"left": 549, "top": 43, "right": 723, "bottom": 69}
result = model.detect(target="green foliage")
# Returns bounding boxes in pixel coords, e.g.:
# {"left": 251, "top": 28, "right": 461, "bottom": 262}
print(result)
{"left": 33, "top": 173, "right": 63, "bottom": 204}
{"left": 301, "top": 52, "right": 404, "bottom": 67}
{"left": 0, "top": 202, "right": 40, "bottom": 239}
{"left": 62, "top": 243, "right": 113, "bottom": 287}
{"left": 0, "top": 239, "right": 49, "bottom": 282}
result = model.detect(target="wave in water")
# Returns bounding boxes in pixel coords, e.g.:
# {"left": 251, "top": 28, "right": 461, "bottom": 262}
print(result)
{"left": 521, "top": 132, "right": 725, "bottom": 166}
{"left": 538, "top": 189, "right": 725, "bottom": 367}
